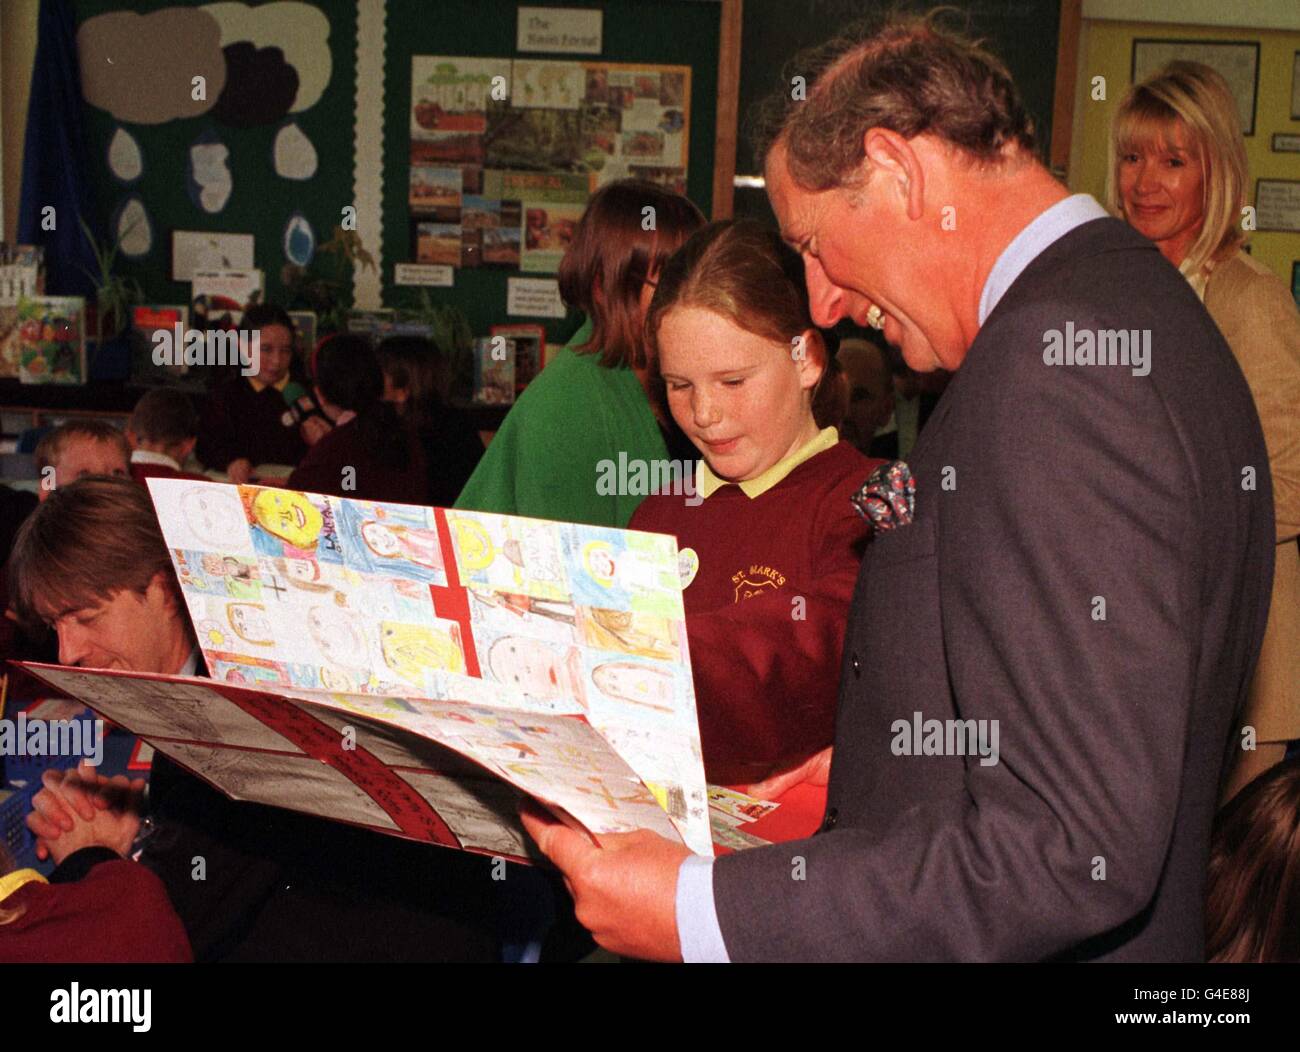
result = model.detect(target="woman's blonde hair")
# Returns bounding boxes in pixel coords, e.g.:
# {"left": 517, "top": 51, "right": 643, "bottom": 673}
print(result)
{"left": 1107, "top": 60, "right": 1249, "bottom": 278}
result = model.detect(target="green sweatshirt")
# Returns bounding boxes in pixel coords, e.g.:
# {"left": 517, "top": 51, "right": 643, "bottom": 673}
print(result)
{"left": 454, "top": 318, "right": 668, "bottom": 527}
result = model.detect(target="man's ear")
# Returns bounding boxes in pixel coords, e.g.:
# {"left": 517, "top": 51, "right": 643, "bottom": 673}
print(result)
{"left": 862, "top": 128, "right": 925, "bottom": 221}
{"left": 794, "top": 328, "right": 827, "bottom": 391}
{"left": 125, "top": 428, "right": 141, "bottom": 450}
{"left": 147, "top": 570, "right": 181, "bottom": 614}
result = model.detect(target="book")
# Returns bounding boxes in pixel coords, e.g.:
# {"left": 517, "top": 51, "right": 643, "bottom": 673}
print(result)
{"left": 16, "top": 296, "right": 86, "bottom": 385}
{"left": 287, "top": 310, "right": 317, "bottom": 364}
{"left": 472, "top": 335, "right": 515, "bottom": 404}
{"left": 21, "top": 479, "right": 715, "bottom": 861}
{"left": 130, "top": 305, "right": 202, "bottom": 388}
{"left": 0, "top": 246, "right": 45, "bottom": 378}
{"left": 490, "top": 323, "right": 545, "bottom": 391}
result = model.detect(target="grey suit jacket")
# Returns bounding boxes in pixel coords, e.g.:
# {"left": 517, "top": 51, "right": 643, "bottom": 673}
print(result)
{"left": 712, "top": 218, "right": 1275, "bottom": 961}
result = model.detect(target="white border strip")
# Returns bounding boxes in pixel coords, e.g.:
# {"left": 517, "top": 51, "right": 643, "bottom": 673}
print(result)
{"left": 353, "top": 0, "right": 386, "bottom": 310}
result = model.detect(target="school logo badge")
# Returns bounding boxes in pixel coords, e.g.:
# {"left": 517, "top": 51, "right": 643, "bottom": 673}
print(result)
{"left": 731, "top": 564, "right": 786, "bottom": 603}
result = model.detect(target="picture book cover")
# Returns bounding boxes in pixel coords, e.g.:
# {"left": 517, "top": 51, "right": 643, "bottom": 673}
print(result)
{"left": 130, "top": 305, "right": 200, "bottom": 388}
{"left": 0, "top": 245, "right": 43, "bottom": 379}
{"left": 473, "top": 335, "right": 515, "bottom": 404}
{"left": 16, "top": 295, "right": 86, "bottom": 385}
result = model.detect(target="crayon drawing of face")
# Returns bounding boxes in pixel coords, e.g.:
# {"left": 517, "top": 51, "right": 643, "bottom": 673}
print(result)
{"left": 450, "top": 517, "right": 494, "bottom": 571}
{"left": 227, "top": 602, "right": 274, "bottom": 646}
{"left": 181, "top": 487, "right": 246, "bottom": 549}
{"left": 583, "top": 542, "right": 617, "bottom": 585}
{"left": 592, "top": 662, "right": 674, "bottom": 711}
{"left": 380, "top": 622, "right": 465, "bottom": 681}
{"left": 361, "top": 520, "right": 401, "bottom": 557}
{"left": 277, "top": 557, "right": 331, "bottom": 593}
{"left": 252, "top": 489, "right": 323, "bottom": 550}
{"left": 308, "top": 605, "right": 369, "bottom": 667}
{"left": 200, "top": 554, "right": 227, "bottom": 576}
{"left": 487, "top": 636, "right": 579, "bottom": 701}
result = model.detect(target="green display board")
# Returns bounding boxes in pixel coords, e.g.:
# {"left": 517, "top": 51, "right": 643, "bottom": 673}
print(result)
{"left": 74, "top": 0, "right": 359, "bottom": 314}
{"left": 734, "top": 0, "right": 1062, "bottom": 225}
{"left": 381, "top": 0, "right": 721, "bottom": 343}
{"left": 71, "top": 1, "right": 720, "bottom": 349}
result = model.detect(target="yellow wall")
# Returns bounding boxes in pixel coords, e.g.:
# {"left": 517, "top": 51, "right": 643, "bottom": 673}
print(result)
{"left": 2, "top": 0, "right": 39, "bottom": 244}
{"left": 1072, "top": 19, "right": 1300, "bottom": 286}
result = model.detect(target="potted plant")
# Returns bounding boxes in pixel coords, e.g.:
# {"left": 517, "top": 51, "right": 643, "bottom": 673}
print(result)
{"left": 282, "top": 225, "right": 377, "bottom": 335}
{"left": 400, "top": 290, "right": 473, "bottom": 402}
{"left": 78, "top": 215, "right": 143, "bottom": 379}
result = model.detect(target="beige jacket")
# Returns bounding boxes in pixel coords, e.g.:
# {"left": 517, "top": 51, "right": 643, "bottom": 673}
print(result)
{"left": 1204, "top": 251, "right": 1300, "bottom": 740}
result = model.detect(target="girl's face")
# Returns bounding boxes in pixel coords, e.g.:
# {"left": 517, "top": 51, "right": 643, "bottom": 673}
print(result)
{"left": 658, "top": 306, "right": 822, "bottom": 483}
{"left": 256, "top": 323, "right": 294, "bottom": 385}
{"left": 1116, "top": 120, "right": 1206, "bottom": 266}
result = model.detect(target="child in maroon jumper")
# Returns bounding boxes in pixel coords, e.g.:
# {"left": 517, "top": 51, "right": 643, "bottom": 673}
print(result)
{"left": 631, "top": 221, "right": 883, "bottom": 785}
{"left": 126, "top": 388, "right": 207, "bottom": 483}
{"left": 287, "top": 334, "right": 429, "bottom": 504}
{"left": 194, "top": 304, "right": 308, "bottom": 482}
{"left": 0, "top": 777, "right": 191, "bottom": 963}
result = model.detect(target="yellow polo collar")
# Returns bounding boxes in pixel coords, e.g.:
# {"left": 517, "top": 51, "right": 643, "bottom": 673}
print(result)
{"left": 697, "top": 427, "right": 839, "bottom": 499}
{"left": 0, "top": 868, "right": 47, "bottom": 904}
{"left": 248, "top": 374, "right": 290, "bottom": 394}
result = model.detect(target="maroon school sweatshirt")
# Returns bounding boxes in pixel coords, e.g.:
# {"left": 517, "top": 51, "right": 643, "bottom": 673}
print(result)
{"left": 0, "top": 856, "right": 192, "bottom": 963}
{"left": 196, "top": 375, "right": 307, "bottom": 472}
{"left": 630, "top": 440, "right": 880, "bottom": 784}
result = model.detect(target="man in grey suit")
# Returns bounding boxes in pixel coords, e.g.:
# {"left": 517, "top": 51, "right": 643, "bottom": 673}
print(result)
{"left": 522, "top": 14, "right": 1275, "bottom": 961}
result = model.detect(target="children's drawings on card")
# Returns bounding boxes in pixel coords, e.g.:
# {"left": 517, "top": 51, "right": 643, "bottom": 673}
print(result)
{"left": 141, "top": 478, "right": 714, "bottom": 855}
{"left": 560, "top": 525, "right": 683, "bottom": 618}
{"left": 335, "top": 499, "right": 447, "bottom": 585}
{"left": 445, "top": 511, "right": 569, "bottom": 600}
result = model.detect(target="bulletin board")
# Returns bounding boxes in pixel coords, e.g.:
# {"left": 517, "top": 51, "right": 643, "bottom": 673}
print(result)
{"left": 382, "top": 0, "right": 721, "bottom": 342}
{"left": 66, "top": 1, "right": 720, "bottom": 347}
{"left": 73, "top": 0, "right": 359, "bottom": 312}
{"left": 405, "top": 56, "right": 691, "bottom": 273}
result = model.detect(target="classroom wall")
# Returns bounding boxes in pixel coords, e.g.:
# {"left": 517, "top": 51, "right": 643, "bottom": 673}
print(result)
{"left": 1069, "top": 17, "right": 1300, "bottom": 285}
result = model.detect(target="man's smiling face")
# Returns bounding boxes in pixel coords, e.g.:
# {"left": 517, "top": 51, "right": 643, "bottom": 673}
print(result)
{"left": 764, "top": 140, "right": 955, "bottom": 373}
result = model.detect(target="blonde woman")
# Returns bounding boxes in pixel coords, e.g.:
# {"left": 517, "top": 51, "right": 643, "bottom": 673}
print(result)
{"left": 1110, "top": 61, "right": 1300, "bottom": 800}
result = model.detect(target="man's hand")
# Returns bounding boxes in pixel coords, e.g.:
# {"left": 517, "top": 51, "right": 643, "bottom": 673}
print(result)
{"left": 519, "top": 803, "right": 691, "bottom": 961}
{"left": 27, "top": 762, "right": 145, "bottom": 863}
{"left": 226, "top": 458, "right": 253, "bottom": 484}
{"left": 743, "top": 746, "right": 833, "bottom": 800}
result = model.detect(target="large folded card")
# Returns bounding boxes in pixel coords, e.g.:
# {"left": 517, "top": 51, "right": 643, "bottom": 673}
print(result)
{"left": 21, "top": 479, "right": 714, "bottom": 860}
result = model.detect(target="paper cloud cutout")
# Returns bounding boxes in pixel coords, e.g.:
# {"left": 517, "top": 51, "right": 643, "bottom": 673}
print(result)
{"left": 211, "top": 42, "right": 299, "bottom": 128}
{"left": 273, "top": 122, "right": 317, "bottom": 180}
{"left": 107, "top": 127, "right": 143, "bottom": 183}
{"left": 283, "top": 213, "right": 315, "bottom": 267}
{"left": 114, "top": 196, "right": 152, "bottom": 259}
{"left": 202, "top": 2, "right": 332, "bottom": 113}
{"left": 188, "top": 131, "right": 233, "bottom": 214}
{"left": 78, "top": 9, "right": 226, "bottom": 124}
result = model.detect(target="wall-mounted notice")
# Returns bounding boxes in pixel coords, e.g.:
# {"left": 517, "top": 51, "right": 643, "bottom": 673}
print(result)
{"left": 517, "top": 7, "right": 603, "bottom": 55}
{"left": 394, "top": 263, "right": 454, "bottom": 287}
{"left": 1256, "top": 180, "right": 1300, "bottom": 233}
{"left": 507, "top": 276, "right": 566, "bottom": 318}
